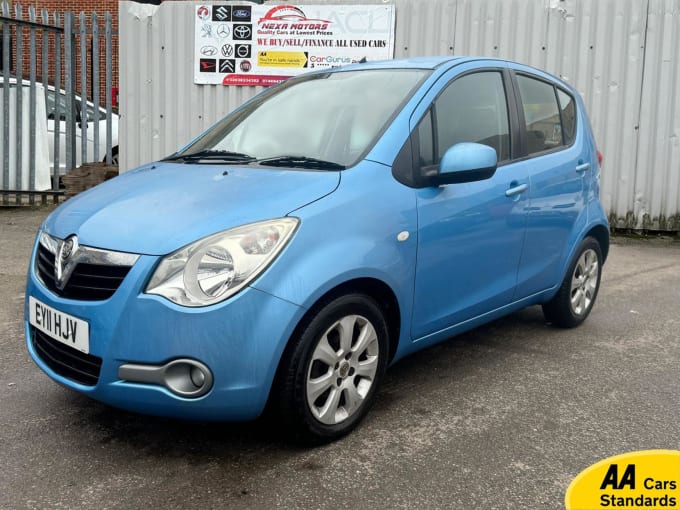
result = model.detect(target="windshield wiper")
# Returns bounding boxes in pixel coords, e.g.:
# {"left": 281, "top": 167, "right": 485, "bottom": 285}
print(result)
{"left": 163, "top": 149, "right": 255, "bottom": 163}
{"left": 255, "top": 155, "right": 345, "bottom": 170}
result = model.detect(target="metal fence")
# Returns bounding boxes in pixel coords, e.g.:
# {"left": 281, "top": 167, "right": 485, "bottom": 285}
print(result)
{"left": 118, "top": 0, "right": 680, "bottom": 231}
{"left": 0, "top": 1, "right": 116, "bottom": 205}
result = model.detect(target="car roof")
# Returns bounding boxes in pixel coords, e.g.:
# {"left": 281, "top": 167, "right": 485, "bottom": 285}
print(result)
{"left": 334, "top": 56, "right": 468, "bottom": 72}
{"left": 329, "top": 56, "right": 575, "bottom": 93}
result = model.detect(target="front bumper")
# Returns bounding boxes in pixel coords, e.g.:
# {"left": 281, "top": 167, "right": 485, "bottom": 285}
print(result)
{"left": 25, "top": 237, "right": 305, "bottom": 421}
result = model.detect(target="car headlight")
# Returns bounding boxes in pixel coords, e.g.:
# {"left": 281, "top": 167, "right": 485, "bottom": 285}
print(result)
{"left": 145, "top": 218, "right": 299, "bottom": 307}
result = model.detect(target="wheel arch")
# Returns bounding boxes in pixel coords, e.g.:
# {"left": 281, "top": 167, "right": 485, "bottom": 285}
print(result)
{"left": 585, "top": 223, "right": 610, "bottom": 263}
{"left": 289, "top": 277, "right": 401, "bottom": 365}
{"left": 266, "top": 277, "right": 401, "bottom": 411}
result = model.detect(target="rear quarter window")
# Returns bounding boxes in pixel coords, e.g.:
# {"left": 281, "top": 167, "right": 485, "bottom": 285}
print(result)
{"left": 557, "top": 88, "right": 577, "bottom": 146}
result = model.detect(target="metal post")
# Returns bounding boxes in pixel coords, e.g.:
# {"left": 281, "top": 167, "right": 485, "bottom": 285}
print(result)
{"left": 1, "top": 1, "right": 11, "bottom": 199}
{"left": 53, "top": 11, "right": 61, "bottom": 187}
{"left": 79, "top": 11, "right": 87, "bottom": 166}
{"left": 64, "top": 11, "right": 75, "bottom": 172}
{"left": 92, "top": 12, "right": 99, "bottom": 162}
{"left": 105, "top": 12, "right": 112, "bottom": 165}
{"left": 28, "top": 5, "right": 37, "bottom": 200}
{"left": 15, "top": 5, "right": 23, "bottom": 194}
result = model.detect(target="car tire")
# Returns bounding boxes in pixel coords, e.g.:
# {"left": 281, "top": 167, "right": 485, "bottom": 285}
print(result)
{"left": 103, "top": 147, "right": 118, "bottom": 165}
{"left": 542, "top": 236, "right": 603, "bottom": 328}
{"left": 274, "top": 293, "right": 389, "bottom": 443}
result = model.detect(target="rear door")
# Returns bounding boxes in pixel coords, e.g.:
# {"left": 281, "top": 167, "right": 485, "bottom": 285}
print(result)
{"left": 509, "top": 71, "right": 589, "bottom": 299}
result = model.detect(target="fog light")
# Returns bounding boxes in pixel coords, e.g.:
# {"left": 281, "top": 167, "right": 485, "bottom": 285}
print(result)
{"left": 118, "top": 359, "right": 213, "bottom": 398}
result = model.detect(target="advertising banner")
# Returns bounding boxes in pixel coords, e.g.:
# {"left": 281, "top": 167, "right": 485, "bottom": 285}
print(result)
{"left": 194, "top": 4, "right": 396, "bottom": 86}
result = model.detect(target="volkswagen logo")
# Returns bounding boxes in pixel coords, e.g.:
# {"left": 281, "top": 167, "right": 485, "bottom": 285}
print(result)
{"left": 221, "top": 44, "right": 234, "bottom": 57}
{"left": 216, "top": 24, "right": 231, "bottom": 38}
{"left": 233, "top": 25, "right": 251, "bottom": 39}
{"left": 201, "top": 46, "right": 218, "bottom": 57}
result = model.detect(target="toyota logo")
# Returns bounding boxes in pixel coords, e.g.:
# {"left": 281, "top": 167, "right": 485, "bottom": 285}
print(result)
{"left": 233, "top": 25, "right": 251, "bottom": 39}
{"left": 216, "top": 24, "right": 231, "bottom": 38}
{"left": 201, "top": 46, "right": 217, "bottom": 57}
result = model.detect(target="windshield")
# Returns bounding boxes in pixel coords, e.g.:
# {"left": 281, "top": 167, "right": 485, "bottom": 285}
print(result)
{"left": 179, "top": 68, "right": 430, "bottom": 168}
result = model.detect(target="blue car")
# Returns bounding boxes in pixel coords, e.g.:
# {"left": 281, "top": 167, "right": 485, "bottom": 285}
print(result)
{"left": 25, "top": 57, "right": 609, "bottom": 442}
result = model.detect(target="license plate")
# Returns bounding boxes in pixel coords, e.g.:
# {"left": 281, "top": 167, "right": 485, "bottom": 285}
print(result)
{"left": 29, "top": 296, "right": 90, "bottom": 354}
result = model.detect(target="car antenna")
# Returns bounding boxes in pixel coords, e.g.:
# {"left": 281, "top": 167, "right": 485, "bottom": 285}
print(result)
{"left": 358, "top": 56, "right": 367, "bottom": 63}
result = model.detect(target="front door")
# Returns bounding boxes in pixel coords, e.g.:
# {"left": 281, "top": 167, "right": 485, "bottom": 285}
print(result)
{"left": 411, "top": 70, "right": 529, "bottom": 339}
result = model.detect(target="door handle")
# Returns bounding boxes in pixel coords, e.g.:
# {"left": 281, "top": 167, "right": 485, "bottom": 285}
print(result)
{"left": 576, "top": 162, "right": 591, "bottom": 172}
{"left": 505, "top": 183, "right": 528, "bottom": 197}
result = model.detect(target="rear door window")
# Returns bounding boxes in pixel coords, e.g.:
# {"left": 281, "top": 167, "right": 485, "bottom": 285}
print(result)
{"left": 516, "top": 75, "right": 563, "bottom": 155}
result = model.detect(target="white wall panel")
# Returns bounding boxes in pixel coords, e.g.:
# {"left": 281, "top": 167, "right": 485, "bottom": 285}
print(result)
{"left": 120, "top": 0, "right": 680, "bottom": 230}
{"left": 634, "top": 0, "right": 680, "bottom": 230}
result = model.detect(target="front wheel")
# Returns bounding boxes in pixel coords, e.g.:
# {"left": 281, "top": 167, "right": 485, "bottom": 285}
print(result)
{"left": 542, "top": 236, "right": 603, "bottom": 328}
{"left": 275, "top": 294, "right": 389, "bottom": 443}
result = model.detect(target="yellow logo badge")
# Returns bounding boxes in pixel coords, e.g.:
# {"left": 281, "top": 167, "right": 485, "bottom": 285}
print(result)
{"left": 565, "top": 450, "right": 680, "bottom": 509}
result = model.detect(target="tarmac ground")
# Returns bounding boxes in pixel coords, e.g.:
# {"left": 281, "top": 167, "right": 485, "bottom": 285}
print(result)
{"left": 1, "top": 206, "right": 679, "bottom": 509}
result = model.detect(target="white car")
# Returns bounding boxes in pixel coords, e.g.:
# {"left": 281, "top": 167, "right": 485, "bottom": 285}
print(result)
{"left": 45, "top": 86, "right": 119, "bottom": 173}
{"left": 1, "top": 78, "right": 119, "bottom": 175}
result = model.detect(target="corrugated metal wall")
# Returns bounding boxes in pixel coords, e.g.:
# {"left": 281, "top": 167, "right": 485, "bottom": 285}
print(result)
{"left": 119, "top": 0, "right": 680, "bottom": 230}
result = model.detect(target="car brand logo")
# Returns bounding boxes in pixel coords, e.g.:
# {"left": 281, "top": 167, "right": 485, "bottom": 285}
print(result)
{"left": 200, "top": 24, "right": 213, "bottom": 38}
{"left": 216, "top": 24, "right": 231, "bottom": 38}
{"left": 213, "top": 5, "right": 231, "bottom": 22}
{"left": 235, "top": 44, "right": 251, "bottom": 59}
{"left": 200, "top": 46, "right": 218, "bottom": 57}
{"left": 232, "top": 8, "right": 251, "bottom": 21}
{"left": 221, "top": 44, "right": 234, "bottom": 57}
{"left": 259, "top": 5, "right": 331, "bottom": 25}
{"left": 240, "top": 60, "right": 252, "bottom": 72}
{"left": 219, "top": 59, "right": 235, "bottom": 73}
{"left": 55, "top": 235, "right": 78, "bottom": 289}
{"left": 233, "top": 24, "right": 252, "bottom": 40}
{"left": 199, "top": 59, "right": 217, "bottom": 72}
{"left": 197, "top": 6, "right": 210, "bottom": 21}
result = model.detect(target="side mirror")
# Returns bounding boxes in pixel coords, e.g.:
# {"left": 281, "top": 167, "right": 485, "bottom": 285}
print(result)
{"left": 431, "top": 142, "right": 498, "bottom": 186}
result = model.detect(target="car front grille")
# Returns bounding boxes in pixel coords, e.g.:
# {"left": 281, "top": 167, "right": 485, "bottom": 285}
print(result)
{"left": 35, "top": 233, "right": 139, "bottom": 301}
{"left": 32, "top": 328, "right": 102, "bottom": 386}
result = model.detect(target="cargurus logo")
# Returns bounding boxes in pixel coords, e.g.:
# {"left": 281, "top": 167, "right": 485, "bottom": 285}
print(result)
{"left": 310, "top": 55, "right": 351, "bottom": 64}
{"left": 565, "top": 450, "right": 680, "bottom": 509}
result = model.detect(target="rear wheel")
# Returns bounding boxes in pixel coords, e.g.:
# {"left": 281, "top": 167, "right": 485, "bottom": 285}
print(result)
{"left": 275, "top": 294, "right": 389, "bottom": 443}
{"left": 542, "top": 236, "right": 602, "bottom": 328}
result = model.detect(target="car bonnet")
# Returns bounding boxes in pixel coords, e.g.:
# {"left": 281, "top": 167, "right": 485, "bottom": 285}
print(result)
{"left": 42, "top": 162, "right": 340, "bottom": 256}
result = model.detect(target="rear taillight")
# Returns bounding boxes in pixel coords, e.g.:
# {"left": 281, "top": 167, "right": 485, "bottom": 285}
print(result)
{"left": 597, "top": 150, "right": 603, "bottom": 166}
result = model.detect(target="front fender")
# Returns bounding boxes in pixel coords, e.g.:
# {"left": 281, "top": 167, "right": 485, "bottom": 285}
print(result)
{"left": 251, "top": 161, "right": 418, "bottom": 351}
